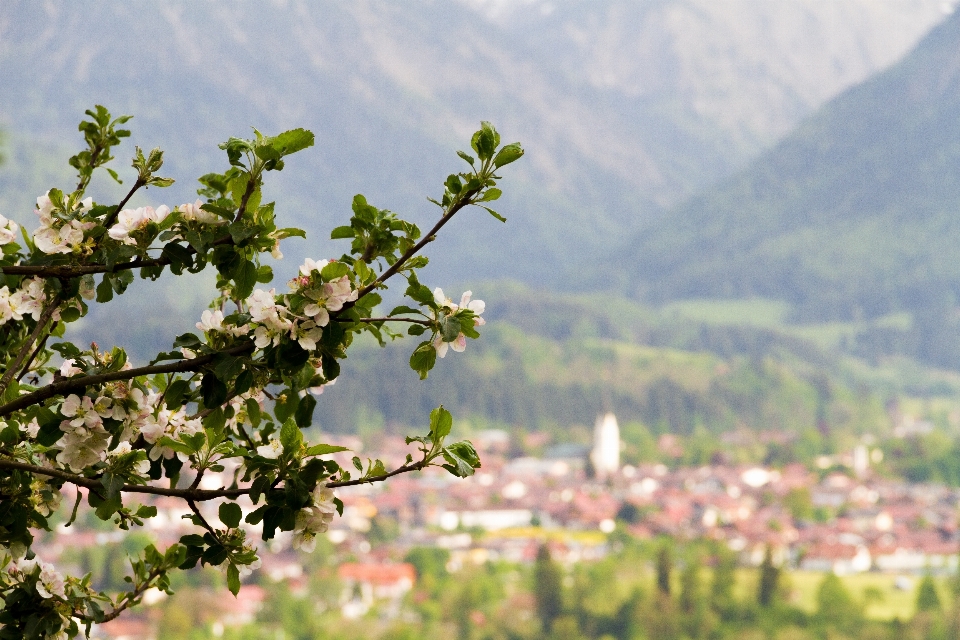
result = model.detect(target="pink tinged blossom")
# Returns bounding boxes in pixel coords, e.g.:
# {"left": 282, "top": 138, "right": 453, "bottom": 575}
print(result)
{"left": 257, "top": 439, "right": 283, "bottom": 459}
{"left": 299, "top": 258, "right": 329, "bottom": 276}
{"left": 55, "top": 427, "right": 110, "bottom": 471}
{"left": 59, "top": 359, "right": 82, "bottom": 378}
{"left": 35, "top": 562, "right": 66, "bottom": 599}
{"left": 0, "top": 214, "right": 18, "bottom": 245}
{"left": 292, "top": 320, "right": 322, "bottom": 351}
{"left": 108, "top": 205, "right": 171, "bottom": 245}
{"left": 35, "top": 192, "right": 54, "bottom": 219}
{"left": 60, "top": 394, "right": 103, "bottom": 430}
{"left": 179, "top": 199, "right": 222, "bottom": 225}
{"left": 33, "top": 226, "right": 72, "bottom": 254}
{"left": 432, "top": 333, "right": 449, "bottom": 358}
{"left": 247, "top": 288, "right": 279, "bottom": 322}
{"left": 197, "top": 309, "right": 226, "bottom": 333}
{"left": 25, "top": 418, "right": 40, "bottom": 439}
{"left": 303, "top": 303, "right": 329, "bottom": 327}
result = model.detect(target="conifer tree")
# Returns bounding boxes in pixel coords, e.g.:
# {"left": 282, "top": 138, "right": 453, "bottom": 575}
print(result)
{"left": 656, "top": 545, "right": 672, "bottom": 596}
{"left": 757, "top": 545, "right": 780, "bottom": 607}
{"left": 534, "top": 544, "right": 564, "bottom": 634}
{"left": 916, "top": 574, "right": 943, "bottom": 613}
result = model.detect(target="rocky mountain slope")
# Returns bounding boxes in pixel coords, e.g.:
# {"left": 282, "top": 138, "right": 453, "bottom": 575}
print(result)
{"left": 0, "top": 0, "right": 947, "bottom": 289}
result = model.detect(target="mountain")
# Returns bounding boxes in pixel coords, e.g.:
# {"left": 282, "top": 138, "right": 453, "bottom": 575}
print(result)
{"left": 619, "top": 11, "right": 960, "bottom": 369}
{"left": 0, "top": 0, "right": 948, "bottom": 292}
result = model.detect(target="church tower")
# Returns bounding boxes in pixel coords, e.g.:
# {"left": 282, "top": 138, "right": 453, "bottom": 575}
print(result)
{"left": 591, "top": 412, "right": 620, "bottom": 478}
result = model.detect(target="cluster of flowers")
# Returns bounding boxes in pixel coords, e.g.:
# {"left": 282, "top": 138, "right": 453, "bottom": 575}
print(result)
{"left": 0, "top": 277, "right": 46, "bottom": 326}
{"left": 108, "top": 199, "right": 227, "bottom": 246}
{"left": 291, "top": 483, "right": 337, "bottom": 553}
{"left": 243, "top": 258, "right": 359, "bottom": 352}
{"left": 431, "top": 288, "right": 485, "bottom": 357}
{"left": 27, "top": 190, "right": 227, "bottom": 256}
{"left": 32, "top": 192, "right": 94, "bottom": 255}
{"left": 1, "top": 548, "right": 68, "bottom": 609}
{"left": 0, "top": 548, "right": 73, "bottom": 638}
{"left": 51, "top": 363, "right": 204, "bottom": 471}
{"left": 0, "top": 213, "right": 18, "bottom": 245}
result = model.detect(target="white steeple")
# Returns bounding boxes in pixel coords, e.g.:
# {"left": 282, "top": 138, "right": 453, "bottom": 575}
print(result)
{"left": 591, "top": 412, "right": 620, "bottom": 478}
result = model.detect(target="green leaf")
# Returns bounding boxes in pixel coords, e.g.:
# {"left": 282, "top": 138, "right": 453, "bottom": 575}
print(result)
{"left": 219, "top": 502, "right": 243, "bottom": 529}
{"left": 295, "top": 393, "right": 317, "bottom": 428}
{"left": 164, "top": 379, "right": 191, "bottom": 408}
{"left": 136, "top": 505, "right": 158, "bottom": 519}
{"left": 481, "top": 206, "right": 506, "bottom": 223}
{"left": 227, "top": 563, "right": 241, "bottom": 596}
{"left": 304, "top": 443, "right": 350, "bottom": 457}
{"left": 280, "top": 417, "right": 302, "bottom": 453}
{"left": 271, "top": 128, "right": 315, "bottom": 156}
{"left": 233, "top": 260, "right": 258, "bottom": 299}
{"left": 60, "top": 306, "right": 81, "bottom": 323}
{"left": 331, "top": 226, "right": 355, "bottom": 239}
{"left": 442, "top": 441, "right": 481, "bottom": 477}
{"left": 389, "top": 305, "right": 420, "bottom": 316}
{"left": 245, "top": 397, "right": 262, "bottom": 427}
{"left": 409, "top": 342, "right": 437, "bottom": 380}
{"left": 493, "top": 142, "right": 524, "bottom": 168}
{"left": 430, "top": 406, "right": 453, "bottom": 441}
{"left": 201, "top": 373, "right": 228, "bottom": 408}
{"left": 158, "top": 436, "right": 196, "bottom": 456}
{"left": 478, "top": 188, "right": 502, "bottom": 202}
{"left": 440, "top": 316, "right": 461, "bottom": 342}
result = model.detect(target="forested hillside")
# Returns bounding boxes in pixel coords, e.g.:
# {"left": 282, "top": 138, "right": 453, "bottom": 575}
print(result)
{"left": 624, "top": 11, "right": 960, "bottom": 325}
{"left": 0, "top": 0, "right": 946, "bottom": 288}
{"left": 311, "top": 287, "right": 915, "bottom": 441}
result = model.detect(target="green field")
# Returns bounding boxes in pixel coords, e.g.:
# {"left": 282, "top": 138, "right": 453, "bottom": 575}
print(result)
{"left": 781, "top": 571, "right": 951, "bottom": 621}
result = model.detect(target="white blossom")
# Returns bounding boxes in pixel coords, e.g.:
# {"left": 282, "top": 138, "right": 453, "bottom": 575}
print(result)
{"left": 59, "top": 359, "right": 82, "bottom": 378}
{"left": 0, "top": 214, "right": 18, "bottom": 245}
{"left": 431, "top": 289, "right": 485, "bottom": 358}
{"left": 107, "top": 205, "right": 171, "bottom": 245}
{"left": 179, "top": 199, "right": 223, "bottom": 225}
{"left": 291, "top": 483, "right": 337, "bottom": 553}
{"left": 35, "top": 561, "right": 66, "bottom": 599}
{"left": 256, "top": 439, "right": 283, "bottom": 459}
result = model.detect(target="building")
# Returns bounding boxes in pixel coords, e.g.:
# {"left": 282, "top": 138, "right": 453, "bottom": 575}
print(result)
{"left": 591, "top": 413, "right": 620, "bottom": 478}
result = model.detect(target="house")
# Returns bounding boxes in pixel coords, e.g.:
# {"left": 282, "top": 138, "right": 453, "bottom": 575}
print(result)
{"left": 799, "top": 543, "right": 871, "bottom": 575}
{"left": 338, "top": 562, "right": 416, "bottom": 619}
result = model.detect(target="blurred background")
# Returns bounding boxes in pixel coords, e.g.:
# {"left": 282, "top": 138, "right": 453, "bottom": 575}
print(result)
{"left": 7, "top": 2, "right": 960, "bottom": 638}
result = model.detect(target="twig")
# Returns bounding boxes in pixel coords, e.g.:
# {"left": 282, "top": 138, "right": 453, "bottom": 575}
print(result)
{"left": 340, "top": 317, "right": 431, "bottom": 326}
{"left": 0, "top": 233, "right": 235, "bottom": 278}
{"left": 100, "top": 177, "right": 146, "bottom": 230}
{"left": 335, "top": 187, "right": 482, "bottom": 315}
{"left": 15, "top": 321, "right": 57, "bottom": 381}
{"left": 0, "top": 296, "right": 61, "bottom": 396}
{"left": 0, "top": 456, "right": 427, "bottom": 501}
{"left": 0, "top": 342, "right": 255, "bottom": 418}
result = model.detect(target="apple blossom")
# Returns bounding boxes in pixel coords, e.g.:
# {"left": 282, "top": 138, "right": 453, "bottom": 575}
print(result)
{"left": 59, "top": 359, "right": 83, "bottom": 378}
{"left": 0, "top": 213, "right": 18, "bottom": 245}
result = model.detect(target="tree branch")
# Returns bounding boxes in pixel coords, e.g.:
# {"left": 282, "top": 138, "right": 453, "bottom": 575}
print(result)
{"left": 0, "top": 233, "right": 235, "bottom": 278}
{"left": 0, "top": 296, "right": 61, "bottom": 396}
{"left": 76, "top": 565, "right": 164, "bottom": 624}
{"left": 16, "top": 322, "right": 57, "bottom": 382}
{"left": 0, "top": 342, "right": 255, "bottom": 418}
{"left": 340, "top": 317, "right": 431, "bottom": 326}
{"left": 100, "top": 177, "right": 147, "bottom": 230}
{"left": 335, "top": 188, "right": 482, "bottom": 315}
{"left": 0, "top": 456, "right": 426, "bottom": 501}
